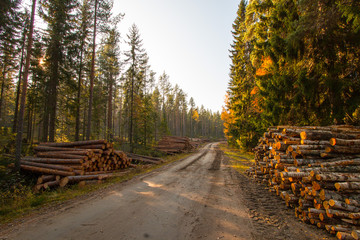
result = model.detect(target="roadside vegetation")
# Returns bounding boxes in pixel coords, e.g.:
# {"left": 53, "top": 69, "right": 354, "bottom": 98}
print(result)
{"left": 219, "top": 142, "right": 254, "bottom": 174}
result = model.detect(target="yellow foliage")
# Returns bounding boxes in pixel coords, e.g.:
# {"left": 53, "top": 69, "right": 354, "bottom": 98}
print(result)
{"left": 250, "top": 86, "right": 259, "bottom": 95}
{"left": 256, "top": 56, "right": 273, "bottom": 76}
{"left": 192, "top": 109, "right": 199, "bottom": 122}
{"left": 221, "top": 101, "right": 236, "bottom": 140}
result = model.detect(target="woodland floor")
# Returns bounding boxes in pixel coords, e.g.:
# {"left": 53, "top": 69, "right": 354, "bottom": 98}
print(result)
{"left": 0, "top": 143, "right": 335, "bottom": 240}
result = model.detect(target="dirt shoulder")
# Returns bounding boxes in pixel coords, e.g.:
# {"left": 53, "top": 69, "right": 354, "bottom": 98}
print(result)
{"left": 221, "top": 143, "right": 336, "bottom": 240}
{"left": 0, "top": 151, "right": 193, "bottom": 235}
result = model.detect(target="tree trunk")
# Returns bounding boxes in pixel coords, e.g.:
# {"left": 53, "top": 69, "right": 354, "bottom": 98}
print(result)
{"left": 42, "top": 103, "right": 49, "bottom": 142}
{"left": 14, "top": 0, "right": 36, "bottom": 171}
{"left": 75, "top": 43, "right": 84, "bottom": 141}
{"left": 86, "top": 0, "right": 98, "bottom": 140}
{"left": 0, "top": 64, "right": 7, "bottom": 123}
{"left": 129, "top": 70, "right": 134, "bottom": 152}
{"left": 13, "top": 26, "right": 27, "bottom": 133}
{"left": 27, "top": 107, "right": 33, "bottom": 142}
{"left": 107, "top": 73, "right": 113, "bottom": 141}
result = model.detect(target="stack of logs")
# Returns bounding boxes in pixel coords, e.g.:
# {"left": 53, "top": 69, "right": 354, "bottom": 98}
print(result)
{"left": 20, "top": 140, "right": 131, "bottom": 191}
{"left": 247, "top": 125, "right": 360, "bottom": 240}
{"left": 155, "top": 136, "right": 196, "bottom": 154}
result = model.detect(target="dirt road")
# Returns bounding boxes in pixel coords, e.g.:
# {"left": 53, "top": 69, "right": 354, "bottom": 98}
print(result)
{"left": 1, "top": 143, "right": 334, "bottom": 240}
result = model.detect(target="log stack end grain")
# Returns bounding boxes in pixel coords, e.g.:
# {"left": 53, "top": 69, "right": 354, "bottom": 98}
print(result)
{"left": 247, "top": 125, "right": 360, "bottom": 238}
{"left": 21, "top": 140, "right": 132, "bottom": 191}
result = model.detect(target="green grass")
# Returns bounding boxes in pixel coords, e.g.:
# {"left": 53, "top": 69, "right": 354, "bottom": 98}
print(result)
{"left": 0, "top": 151, "right": 193, "bottom": 224}
{"left": 218, "top": 142, "right": 255, "bottom": 173}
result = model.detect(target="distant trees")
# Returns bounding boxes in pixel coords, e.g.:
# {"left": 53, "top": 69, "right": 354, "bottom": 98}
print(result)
{"left": 225, "top": 0, "right": 360, "bottom": 149}
{"left": 0, "top": 1, "right": 223, "bottom": 158}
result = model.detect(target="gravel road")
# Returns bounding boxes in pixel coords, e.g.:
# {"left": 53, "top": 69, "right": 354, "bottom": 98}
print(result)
{"left": 1, "top": 143, "right": 335, "bottom": 240}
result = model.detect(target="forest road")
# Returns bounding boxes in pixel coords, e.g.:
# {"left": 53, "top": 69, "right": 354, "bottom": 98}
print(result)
{"left": 2, "top": 143, "right": 253, "bottom": 240}
{"left": 1, "top": 143, "right": 334, "bottom": 240}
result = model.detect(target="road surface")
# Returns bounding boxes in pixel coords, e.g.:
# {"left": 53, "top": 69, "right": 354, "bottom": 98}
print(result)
{"left": 1, "top": 143, "right": 335, "bottom": 240}
{"left": 3, "top": 143, "right": 253, "bottom": 240}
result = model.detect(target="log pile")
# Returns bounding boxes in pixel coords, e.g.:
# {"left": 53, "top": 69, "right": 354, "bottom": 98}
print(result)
{"left": 155, "top": 136, "right": 196, "bottom": 154}
{"left": 126, "top": 152, "right": 164, "bottom": 165}
{"left": 20, "top": 140, "right": 131, "bottom": 191}
{"left": 246, "top": 125, "right": 360, "bottom": 239}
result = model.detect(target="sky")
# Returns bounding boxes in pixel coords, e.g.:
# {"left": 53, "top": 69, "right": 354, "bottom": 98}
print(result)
{"left": 113, "top": 0, "right": 239, "bottom": 113}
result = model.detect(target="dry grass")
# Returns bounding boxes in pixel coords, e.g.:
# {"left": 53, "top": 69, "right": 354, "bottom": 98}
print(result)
{"left": 219, "top": 142, "right": 254, "bottom": 173}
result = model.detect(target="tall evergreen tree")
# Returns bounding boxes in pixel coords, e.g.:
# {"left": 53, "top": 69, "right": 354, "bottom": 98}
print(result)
{"left": 123, "top": 24, "right": 147, "bottom": 151}
{"left": 98, "top": 16, "right": 121, "bottom": 141}
{"left": 15, "top": 0, "right": 37, "bottom": 171}
{"left": 74, "top": 0, "right": 92, "bottom": 141}
{"left": 86, "top": 0, "right": 113, "bottom": 140}
{"left": 39, "top": 0, "right": 77, "bottom": 142}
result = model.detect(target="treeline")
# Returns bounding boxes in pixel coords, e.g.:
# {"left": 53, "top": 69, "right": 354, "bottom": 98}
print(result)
{"left": 223, "top": 0, "right": 360, "bottom": 149}
{"left": 0, "top": 0, "right": 223, "bottom": 153}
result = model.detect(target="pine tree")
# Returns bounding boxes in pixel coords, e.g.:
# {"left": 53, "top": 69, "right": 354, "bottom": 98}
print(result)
{"left": 74, "top": 0, "right": 92, "bottom": 141}
{"left": 98, "top": 15, "right": 121, "bottom": 141}
{"left": 0, "top": 0, "right": 23, "bottom": 127}
{"left": 86, "top": 0, "right": 113, "bottom": 140}
{"left": 123, "top": 24, "right": 147, "bottom": 151}
{"left": 15, "top": 0, "right": 37, "bottom": 171}
{"left": 39, "top": 0, "right": 77, "bottom": 142}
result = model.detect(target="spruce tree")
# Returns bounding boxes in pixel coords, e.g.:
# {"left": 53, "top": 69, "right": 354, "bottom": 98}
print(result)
{"left": 123, "top": 24, "right": 147, "bottom": 151}
{"left": 39, "top": 0, "right": 77, "bottom": 142}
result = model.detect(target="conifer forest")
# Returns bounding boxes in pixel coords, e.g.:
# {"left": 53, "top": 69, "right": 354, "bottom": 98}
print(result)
{"left": 0, "top": 0, "right": 224, "bottom": 157}
{"left": 223, "top": 0, "right": 360, "bottom": 149}
{"left": 2, "top": 1, "right": 360, "bottom": 239}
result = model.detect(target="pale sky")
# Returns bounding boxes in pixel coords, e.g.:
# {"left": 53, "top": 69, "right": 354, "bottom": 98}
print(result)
{"left": 113, "top": 0, "right": 239, "bottom": 113}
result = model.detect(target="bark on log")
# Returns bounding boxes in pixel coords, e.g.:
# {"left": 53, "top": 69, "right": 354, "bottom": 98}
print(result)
{"left": 297, "top": 149, "right": 323, "bottom": 156}
{"left": 312, "top": 181, "right": 336, "bottom": 191}
{"left": 76, "top": 144, "right": 106, "bottom": 149}
{"left": 330, "top": 138, "right": 360, "bottom": 146}
{"left": 301, "top": 140, "right": 330, "bottom": 145}
{"left": 345, "top": 198, "right": 360, "bottom": 207}
{"left": 281, "top": 172, "right": 309, "bottom": 178}
{"left": 60, "top": 175, "right": 101, "bottom": 187}
{"left": 301, "top": 130, "right": 360, "bottom": 140}
{"left": 330, "top": 225, "right": 354, "bottom": 232}
{"left": 319, "top": 192, "right": 337, "bottom": 204}
{"left": 321, "top": 159, "right": 360, "bottom": 167}
{"left": 37, "top": 175, "right": 56, "bottom": 184}
{"left": 326, "top": 209, "right": 351, "bottom": 219}
{"left": 21, "top": 161, "right": 74, "bottom": 172}
{"left": 316, "top": 172, "right": 360, "bottom": 182}
{"left": 22, "top": 157, "right": 83, "bottom": 164}
{"left": 43, "top": 180, "right": 60, "bottom": 189}
{"left": 36, "top": 152, "right": 88, "bottom": 159}
{"left": 34, "top": 146, "right": 92, "bottom": 152}
{"left": 352, "top": 230, "right": 360, "bottom": 240}
{"left": 326, "top": 146, "right": 360, "bottom": 154}
{"left": 40, "top": 140, "right": 107, "bottom": 147}
{"left": 336, "top": 232, "right": 354, "bottom": 240}
{"left": 341, "top": 218, "right": 360, "bottom": 225}
{"left": 328, "top": 199, "right": 360, "bottom": 212}
{"left": 335, "top": 182, "right": 360, "bottom": 191}
{"left": 20, "top": 165, "right": 75, "bottom": 176}
{"left": 350, "top": 213, "right": 360, "bottom": 219}
{"left": 37, "top": 150, "right": 91, "bottom": 156}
